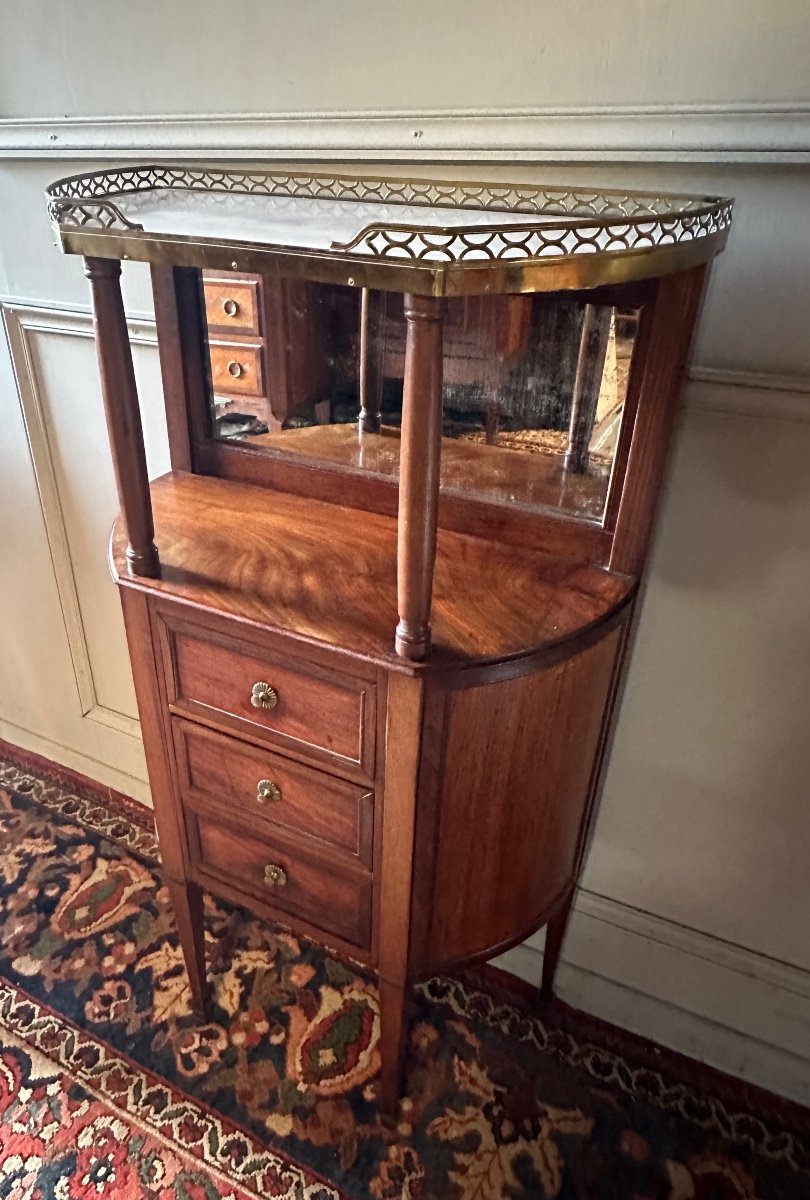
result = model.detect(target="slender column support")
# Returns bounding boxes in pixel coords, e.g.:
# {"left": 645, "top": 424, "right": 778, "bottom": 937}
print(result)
{"left": 84, "top": 256, "right": 159, "bottom": 577}
{"left": 395, "top": 294, "right": 446, "bottom": 661}
{"left": 358, "top": 288, "right": 386, "bottom": 434}
{"left": 564, "top": 303, "right": 611, "bottom": 475}
{"left": 609, "top": 266, "right": 708, "bottom": 576}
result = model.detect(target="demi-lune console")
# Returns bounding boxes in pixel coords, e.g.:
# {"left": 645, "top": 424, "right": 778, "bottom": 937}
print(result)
{"left": 46, "top": 165, "right": 732, "bottom": 1116}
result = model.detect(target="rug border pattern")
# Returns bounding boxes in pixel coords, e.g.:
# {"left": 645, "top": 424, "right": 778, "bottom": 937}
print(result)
{"left": 0, "top": 975, "right": 342, "bottom": 1200}
{"left": 420, "top": 976, "right": 808, "bottom": 1175}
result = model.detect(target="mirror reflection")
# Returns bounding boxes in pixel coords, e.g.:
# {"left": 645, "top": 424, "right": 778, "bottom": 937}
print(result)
{"left": 204, "top": 274, "right": 638, "bottom": 523}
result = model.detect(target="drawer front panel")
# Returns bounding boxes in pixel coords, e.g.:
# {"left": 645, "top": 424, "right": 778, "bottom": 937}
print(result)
{"left": 189, "top": 809, "right": 372, "bottom": 948}
{"left": 209, "top": 341, "right": 264, "bottom": 396}
{"left": 164, "top": 622, "right": 374, "bottom": 773}
{"left": 174, "top": 720, "right": 373, "bottom": 865}
{"left": 213, "top": 393, "right": 268, "bottom": 422}
{"left": 203, "top": 278, "right": 259, "bottom": 335}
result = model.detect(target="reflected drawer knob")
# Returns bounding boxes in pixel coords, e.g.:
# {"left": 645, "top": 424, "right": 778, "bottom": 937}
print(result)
{"left": 257, "top": 779, "right": 281, "bottom": 805}
{"left": 264, "top": 863, "right": 287, "bottom": 888}
{"left": 227, "top": 360, "right": 244, "bottom": 378}
{"left": 222, "top": 297, "right": 239, "bottom": 317}
{"left": 250, "top": 681, "right": 278, "bottom": 710}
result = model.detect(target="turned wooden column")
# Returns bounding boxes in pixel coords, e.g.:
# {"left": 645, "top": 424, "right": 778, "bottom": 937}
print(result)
{"left": 395, "top": 294, "right": 446, "bottom": 661}
{"left": 564, "top": 303, "right": 612, "bottom": 475}
{"left": 84, "top": 256, "right": 159, "bottom": 577}
{"left": 358, "top": 288, "right": 386, "bottom": 434}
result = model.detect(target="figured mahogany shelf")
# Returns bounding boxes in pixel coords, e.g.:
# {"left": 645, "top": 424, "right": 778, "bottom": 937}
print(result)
{"left": 245, "top": 424, "right": 611, "bottom": 521}
{"left": 111, "top": 472, "right": 634, "bottom": 671}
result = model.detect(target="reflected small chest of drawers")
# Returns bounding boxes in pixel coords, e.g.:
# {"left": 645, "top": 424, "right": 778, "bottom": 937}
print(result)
{"left": 201, "top": 271, "right": 332, "bottom": 435}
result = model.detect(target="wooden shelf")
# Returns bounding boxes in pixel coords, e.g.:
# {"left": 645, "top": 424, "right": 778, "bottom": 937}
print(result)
{"left": 111, "top": 471, "right": 633, "bottom": 669}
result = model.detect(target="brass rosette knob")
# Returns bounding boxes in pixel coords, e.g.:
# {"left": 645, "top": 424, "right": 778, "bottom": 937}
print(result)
{"left": 256, "top": 779, "right": 281, "bottom": 805}
{"left": 250, "top": 681, "right": 278, "bottom": 710}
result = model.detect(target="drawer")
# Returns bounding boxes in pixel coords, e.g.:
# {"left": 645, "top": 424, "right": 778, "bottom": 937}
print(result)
{"left": 203, "top": 278, "right": 259, "bottom": 335}
{"left": 209, "top": 340, "right": 264, "bottom": 397}
{"left": 160, "top": 618, "right": 375, "bottom": 775}
{"left": 173, "top": 720, "right": 374, "bottom": 866}
{"left": 187, "top": 807, "right": 372, "bottom": 949}
{"left": 212, "top": 393, "right": 269, "bottom": 422}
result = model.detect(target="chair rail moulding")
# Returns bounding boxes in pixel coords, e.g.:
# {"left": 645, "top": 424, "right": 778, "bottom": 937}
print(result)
{"left": 3, "top": 103, "right": 810, "bottom": 162}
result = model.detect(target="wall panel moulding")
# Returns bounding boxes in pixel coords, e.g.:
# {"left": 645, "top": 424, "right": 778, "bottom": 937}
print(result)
{"left": 2, "top": 104, "right": 810, "bottom": 163}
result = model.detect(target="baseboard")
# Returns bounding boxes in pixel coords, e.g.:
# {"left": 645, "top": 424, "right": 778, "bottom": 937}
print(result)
{"left": 495, "top": 890, "right": 810, "bottom": 1106}
{"left": 3, "top": 103, "right": 810, "bottom": 163}
{"left": 0, "top": 719, "right": 152, "bottom": 809}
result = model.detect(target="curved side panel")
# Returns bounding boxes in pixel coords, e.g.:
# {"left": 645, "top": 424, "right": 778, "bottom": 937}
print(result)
{"left": 414, "top": 621, "right": 623, "bottom": 976}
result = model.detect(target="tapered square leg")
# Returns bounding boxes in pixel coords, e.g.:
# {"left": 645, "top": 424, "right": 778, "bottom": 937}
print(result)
{"left": 378, "top": 979, "right": 411, "bottom": 1122}
{"left": 540, "top": 889, "right": 576, "bottom": 1000}
{"left": 167, "top": 877, "right": 209, "bottom": 1017}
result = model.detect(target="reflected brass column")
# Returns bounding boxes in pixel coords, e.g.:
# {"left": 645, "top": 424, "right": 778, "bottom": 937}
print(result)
{"left": 359, "top": 288, "right": 386, "bottom": 434}
{"left": 564, "top": 304, "right": 612, "bottom": 475}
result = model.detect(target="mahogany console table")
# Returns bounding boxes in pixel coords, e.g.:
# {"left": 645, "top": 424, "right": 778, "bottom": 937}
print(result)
{"left": 46, "top": 166, "right": 732, "bottom": 1116}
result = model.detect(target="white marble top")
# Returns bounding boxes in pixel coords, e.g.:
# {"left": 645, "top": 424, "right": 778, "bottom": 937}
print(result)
{"left": 47, "top": 167, "right": 733, "bottom": 276}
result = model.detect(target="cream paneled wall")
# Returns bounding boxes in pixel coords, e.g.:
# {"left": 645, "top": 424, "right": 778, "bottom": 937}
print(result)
{"left": 1, "top": 0, "right": 809, "bottom": 1103}
{"left": 0, "top": 295, "right": 163, "bottom": 800}
{"left": 2, "top": 0, "right": 810, "bottom": 115}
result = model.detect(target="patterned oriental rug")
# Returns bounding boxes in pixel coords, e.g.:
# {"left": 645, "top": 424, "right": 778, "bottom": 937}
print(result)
{"left": 0, "top": 749, "right": 807, "bottom": 1200}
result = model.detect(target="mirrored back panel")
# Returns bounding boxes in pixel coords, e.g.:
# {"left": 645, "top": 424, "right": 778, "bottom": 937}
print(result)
{"left": 204, "top": 275, "right": 639, "bottom": 525}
